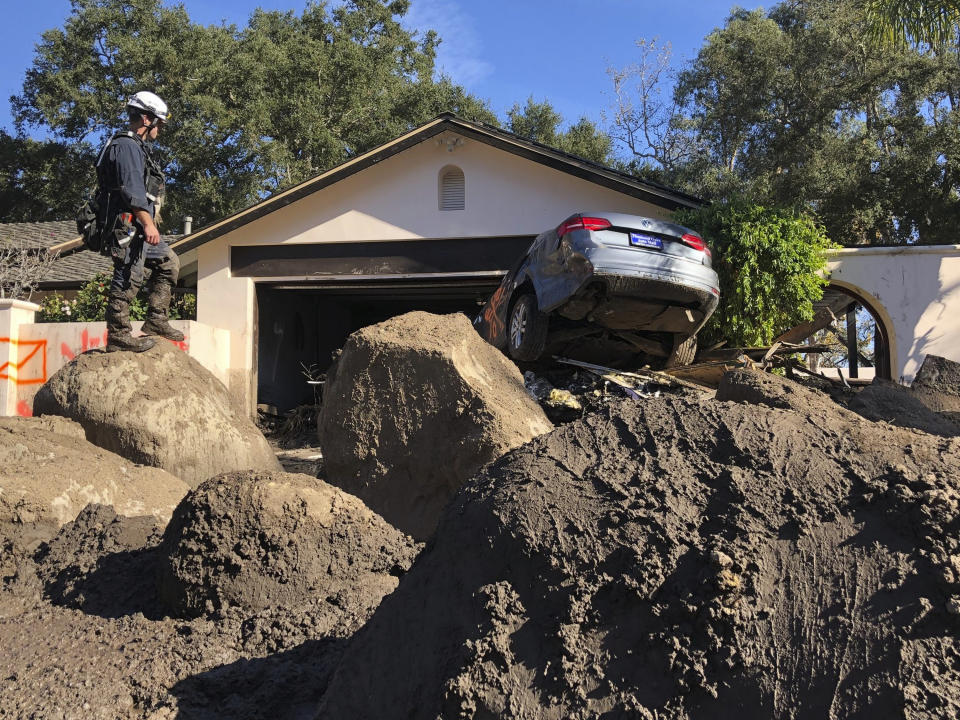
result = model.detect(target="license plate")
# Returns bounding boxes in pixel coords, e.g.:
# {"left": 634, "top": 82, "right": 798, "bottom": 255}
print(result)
{"left": 629, "top": 232, "right": 663, "bottom": 249}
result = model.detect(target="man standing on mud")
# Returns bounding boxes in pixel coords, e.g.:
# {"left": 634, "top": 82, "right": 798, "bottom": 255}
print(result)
{"left": 98, "top": 91, "right": 183, "bottom": 353}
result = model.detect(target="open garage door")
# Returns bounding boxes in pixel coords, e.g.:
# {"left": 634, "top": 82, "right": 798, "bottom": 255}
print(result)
{"left": 255, "top": 277, "right": 506, "bottom": 412}
{"left": 245, "top": 236, "right": 534, "bottom": 411}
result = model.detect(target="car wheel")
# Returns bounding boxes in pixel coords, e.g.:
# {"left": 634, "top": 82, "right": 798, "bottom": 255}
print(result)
{"left": 508, "top": 293, "right": 548, "bottom": 362}
{"left": 665, "top": 334, "right": 697, "bottom": 368}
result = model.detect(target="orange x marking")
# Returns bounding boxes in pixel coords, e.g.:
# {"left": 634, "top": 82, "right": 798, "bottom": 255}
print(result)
{"left": 0, "top": 337, "right": 48, "bottom": 385}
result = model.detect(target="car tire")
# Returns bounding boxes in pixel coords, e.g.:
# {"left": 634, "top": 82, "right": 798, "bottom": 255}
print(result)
{"left": 665, "top": 334, "right": 697, "bottom": 368}
{"left": 508, "top": 293, "right": 548, "bottom": 362}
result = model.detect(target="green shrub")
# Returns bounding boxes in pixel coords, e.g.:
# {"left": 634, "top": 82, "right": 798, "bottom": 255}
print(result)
{"left": 675, "top": 200, "right": 837, "bottom": 348}
{"left": 37, "top": 273, "right": 196, "bottom": 322}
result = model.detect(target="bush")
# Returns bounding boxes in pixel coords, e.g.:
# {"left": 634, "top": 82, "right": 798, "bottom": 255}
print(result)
{"left": 674, "top": 200, "right": 837, "bottom": 348}
{"left": 37, "top": 273, "right": 196, "bottom": 323}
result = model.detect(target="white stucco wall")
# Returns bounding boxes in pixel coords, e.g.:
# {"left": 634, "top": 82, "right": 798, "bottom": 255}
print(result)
{"left": 827, "top": 245, "right": 960, "bottom": 384}
{"left": 0, "top": 312, "right": 230, "bottom": 417}
{"left": 196, "top": 132, "right": 681, "bottom": 412}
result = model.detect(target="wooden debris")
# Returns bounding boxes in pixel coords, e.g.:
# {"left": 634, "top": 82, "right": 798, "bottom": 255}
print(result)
{"left": 773, "top": 307, "right": 838, "bottom": 345}
{"left": 555, "top": 357, "right": 714, "bottom": 393}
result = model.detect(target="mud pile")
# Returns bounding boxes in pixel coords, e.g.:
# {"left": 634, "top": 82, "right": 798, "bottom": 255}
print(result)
{"left": 319, "top": 311, "right": 552, "bottom": 540}
{"left": 159, "top": 470, "right": 421, "bottom": 616}
{"left": 33, "top": 341, "right": 281, "bottom": 487}
{"left": 911, "top": 355, "right": 960, "bottom": 424}
{"left": 0, "top": 415, "right": 187, "bottom": 551}
{"left": 1, "top": 470, "right": 421, "bottom": 718}
{"left": 319, "top": 368, "right": 960, "bottom": 719}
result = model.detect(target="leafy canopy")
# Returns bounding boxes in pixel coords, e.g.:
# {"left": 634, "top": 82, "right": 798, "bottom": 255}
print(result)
{"left": 675, "top": 200, "right": 837, "bottom": 348}
{"left": 609, "top": 0, "right": 960, "bottom": 246}
{"left": 11, "top": 0, "right": 496, "bottom": 227}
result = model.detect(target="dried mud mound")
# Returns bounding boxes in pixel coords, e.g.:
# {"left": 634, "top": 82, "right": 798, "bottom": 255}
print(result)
{"left": 0, "top": 415, "right": 187, "bottom": 551}
{"left": 319, "top": 375, "right": 960, "bottom": 719}
{"left": 33, "top": 341, "right": 281, "bottom": 487}
{"left": 319, "top": 311, "right": 552, "bottom": 540}
{"left": 1, "top": 503, "right": 384, "bottom": 719}
{"left": 159, "top": 470, "right": 421, "bottom": 617}
{"left": 911, "top": 355, "right": 960, "bottom": 422}
{"left": 848, "top": 379, "right": 960, "bottom": 436}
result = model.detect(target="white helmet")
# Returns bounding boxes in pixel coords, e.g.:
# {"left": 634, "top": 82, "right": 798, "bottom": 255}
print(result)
{"left": 126, "top": 91, "right": 169, "bottom": 121}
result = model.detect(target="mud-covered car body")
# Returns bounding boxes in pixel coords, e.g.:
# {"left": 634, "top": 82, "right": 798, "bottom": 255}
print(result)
{"left": 474, "top": 212, "right": 720, "bottom": 363}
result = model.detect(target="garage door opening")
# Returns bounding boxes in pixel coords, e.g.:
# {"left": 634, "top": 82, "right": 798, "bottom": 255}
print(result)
{"left": 256, "top": 280, "right": 498, "bottom": 411}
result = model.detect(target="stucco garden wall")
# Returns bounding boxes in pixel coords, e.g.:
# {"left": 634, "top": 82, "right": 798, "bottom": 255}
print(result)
{"left": 826, "top": 245, "right": 960, "bottom": 384}
{"left": 0, "top": 300, "right": 230, "bottom": 417}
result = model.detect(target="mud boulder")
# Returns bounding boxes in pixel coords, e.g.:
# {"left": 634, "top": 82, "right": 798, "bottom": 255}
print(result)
{"left": 848, "top": 378, "right": 959, "bottom": 436}
{"left": 911, "top": 354, "right": 960, "bottom": 418}
{"left": 318, "top": 395, "right": 960, "bottom": 719}
{"left": 716, "top": 366, "right": 839, "bottom": 413}
{"left": 158, "top": 470, "right": 421, "bottom": 617}
{"left": 33, "top": 341, "right": 280, "bottom": 487}
{"left": 318, "top": 311, "right": 553, "bottom": 540}
{"left": 0, "top": 416, "right": 187, "bottom": 549}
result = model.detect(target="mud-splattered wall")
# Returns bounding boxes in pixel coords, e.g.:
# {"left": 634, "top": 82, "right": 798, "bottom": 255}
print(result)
{"left": 0, "top": 301, "right": 231, "bottom": 417}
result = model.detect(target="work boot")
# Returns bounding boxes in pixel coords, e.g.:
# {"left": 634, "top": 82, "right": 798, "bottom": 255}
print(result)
{"left": 143, "top": 282, "right": 185, "bottom": 342}
{"left": 106, "top": 333, "right": 156, "bottom": 353}
{"left": 141, "top": 316, "right": 184, "bottom": 342}
{"left": 106, "top": 287, "right": 155, "bottom": 352}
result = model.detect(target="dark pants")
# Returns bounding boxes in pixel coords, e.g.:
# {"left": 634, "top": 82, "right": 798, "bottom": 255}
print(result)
{"left": 107, "top": 236, "right": 180, "bottom": 338}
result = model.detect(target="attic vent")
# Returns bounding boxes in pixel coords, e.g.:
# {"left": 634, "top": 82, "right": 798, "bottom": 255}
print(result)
{"left": 439, "top": 165, "right": 465, "bottom": 211}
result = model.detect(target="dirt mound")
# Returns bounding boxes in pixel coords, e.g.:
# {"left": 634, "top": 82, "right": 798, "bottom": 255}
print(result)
{"left": 318, "top": 311, "right": 552, "bottom": 539}
{"left": 318, "top": 376, "right": 960, "bottom": 718}
{"left": 848, "top": 379, "right": 960, "bottom": 436}
{"left": 0, "top": 415, "right": 187, "bottom": 551}
{"left": 33, "top": 503, "right": 166, "bottom": 617}
{"left": 33, "top": 341, "right": 281, "bottom": 487}
{"left": 159, "top": 470, "right": 421, "bottom": 617}
{"left": 1, "top": 502, "right": 383, "bottom": 719}
{"left": 715, "top": 366, "right": 845, "bottom": 414}
{"left": 911, "top": 355, "right": 960, "bottom": 420}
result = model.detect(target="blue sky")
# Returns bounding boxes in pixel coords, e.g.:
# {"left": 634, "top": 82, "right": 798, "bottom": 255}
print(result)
{"left": 1, "top": 0, "right": 761, "bottom": 137}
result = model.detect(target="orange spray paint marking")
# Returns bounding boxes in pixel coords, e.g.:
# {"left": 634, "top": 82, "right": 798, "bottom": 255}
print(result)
{"left": 16, "top": 400, "right": 32, "bottom": 417}
{"left": 0, "top": 337, "right": 48, "bottom": 385}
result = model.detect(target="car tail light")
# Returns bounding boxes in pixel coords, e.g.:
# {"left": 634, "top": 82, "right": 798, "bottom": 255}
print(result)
{"left": 557, "top": 216, "right": 612, "bottom": 237}
{"left": 681, "top": 233, "right": 711, "bottom": 258}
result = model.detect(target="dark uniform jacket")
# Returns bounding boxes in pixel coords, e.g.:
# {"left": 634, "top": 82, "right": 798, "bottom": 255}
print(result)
{"left": 96, "top": 132, "right": 162, "bottom": 226}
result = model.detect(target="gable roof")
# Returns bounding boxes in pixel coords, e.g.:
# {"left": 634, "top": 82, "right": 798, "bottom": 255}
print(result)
{"left": 0, "top": 220, "right": 77, "bottom": 250}
{"left": 0, "top": 221, "right": 180, "bottom": 288}
{"left": 171, "top": 113, "right": 703, "bottom": 254}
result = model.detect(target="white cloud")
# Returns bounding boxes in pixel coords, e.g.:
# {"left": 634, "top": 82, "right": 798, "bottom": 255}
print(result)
{"left": 403, "top": 0, "right": 494, "bottom": 87}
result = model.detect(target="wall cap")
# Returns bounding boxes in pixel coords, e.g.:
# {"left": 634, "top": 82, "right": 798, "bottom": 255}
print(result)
{"left": 826, "top": 244, "right": 960, "bottom": 258}
{"left": 0, "top": 298, "right": 41, "bottom": 312}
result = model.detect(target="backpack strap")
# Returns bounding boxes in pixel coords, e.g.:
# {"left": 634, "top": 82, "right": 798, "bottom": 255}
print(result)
{"left": 95, "top": 130, "right": 139, "bottom": 169}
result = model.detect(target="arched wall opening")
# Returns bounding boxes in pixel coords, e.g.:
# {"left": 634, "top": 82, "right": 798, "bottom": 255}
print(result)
{"left": 811, "top": 282, "right": 895, "bottom": 381}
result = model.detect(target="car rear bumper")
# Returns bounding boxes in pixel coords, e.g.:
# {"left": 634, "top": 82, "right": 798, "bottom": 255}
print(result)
{"left": 568, "top": 246, "right": 719, "bottom": 334}
{"left": 583, "top": 245, "right": 719, "bottom": 299}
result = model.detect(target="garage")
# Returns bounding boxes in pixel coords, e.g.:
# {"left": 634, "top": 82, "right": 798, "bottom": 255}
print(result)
{"left": 246, "top": 236, "right": 532, "bottom": 410}
{"left": 171, "top": 114, "right": 700, "bottom": 414}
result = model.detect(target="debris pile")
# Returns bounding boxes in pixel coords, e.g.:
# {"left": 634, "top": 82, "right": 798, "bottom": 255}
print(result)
{"left": 4, "top": 314, "right": 960, "bottom": 718}
{"left": 1, "top": 471, "right": 421, "bottom": 718}
{"left": 159, "top": 470, "right": 420, "bottom": 617}
{"left": 319, "top": 311, "right": 552, "bottom": 539}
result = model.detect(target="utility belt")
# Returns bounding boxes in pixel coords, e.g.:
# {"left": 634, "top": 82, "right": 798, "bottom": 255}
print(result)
{"left": 110, "top": 212, "right": 139, "bottom": 249}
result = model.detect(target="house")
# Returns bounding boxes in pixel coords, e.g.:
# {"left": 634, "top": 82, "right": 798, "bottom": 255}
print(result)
{"left": 169, "top": 113, "right": 703, "bottom": 413}
{"left": 4, "top": 114, "right": 956, "bottom": 419}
